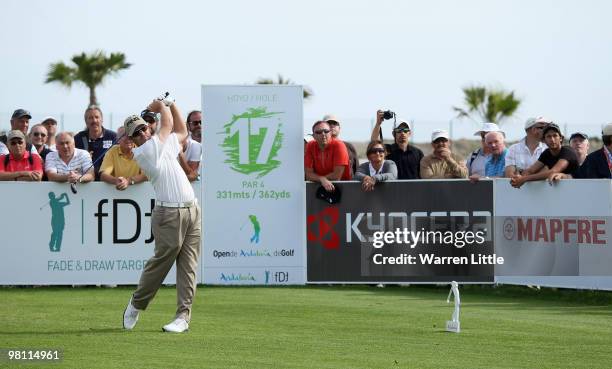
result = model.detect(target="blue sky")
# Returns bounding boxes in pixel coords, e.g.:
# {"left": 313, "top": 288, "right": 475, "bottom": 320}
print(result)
{"left": 1, "top": 0, "right": 611, "bottom": 142}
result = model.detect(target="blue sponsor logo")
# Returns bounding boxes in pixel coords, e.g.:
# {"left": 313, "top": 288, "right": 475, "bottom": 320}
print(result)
{"left": 220, "top": 272, "right": 256, "bottom": 282}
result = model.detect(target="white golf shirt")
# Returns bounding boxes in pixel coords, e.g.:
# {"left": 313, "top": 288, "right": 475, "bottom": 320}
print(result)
{"left": 133, "top": 133, "right": 194, "bottom": 203}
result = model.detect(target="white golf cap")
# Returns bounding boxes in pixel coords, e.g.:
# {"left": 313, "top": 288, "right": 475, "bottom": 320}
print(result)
{"left": 474, "top": 122, "right": 501, "bottom": 136}
{"left": 525, "top": 116, "right": 552, "bottom": 129}
{"left": 431, "top": 129, "right": 450, "bottom": 142}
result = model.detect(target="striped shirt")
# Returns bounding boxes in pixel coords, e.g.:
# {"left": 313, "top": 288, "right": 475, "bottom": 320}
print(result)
{"left": 44, "top": 148, "right": 93, "bottom": 175}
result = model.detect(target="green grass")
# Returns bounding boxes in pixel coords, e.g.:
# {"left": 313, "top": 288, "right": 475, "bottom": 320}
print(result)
{"left": 1, "top": 285, "right": 611, "bottom": 369}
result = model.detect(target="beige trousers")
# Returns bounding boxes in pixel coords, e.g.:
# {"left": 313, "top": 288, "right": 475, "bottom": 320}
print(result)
{"left": 132, "top": 204, "right": 201, "bottom": 322}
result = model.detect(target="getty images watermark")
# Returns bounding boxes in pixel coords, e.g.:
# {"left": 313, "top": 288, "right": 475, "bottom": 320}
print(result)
{"left": 369, "top": 228, "right": 503, "bottom": 266}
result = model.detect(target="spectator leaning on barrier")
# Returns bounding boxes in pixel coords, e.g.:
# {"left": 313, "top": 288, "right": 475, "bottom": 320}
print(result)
{"left": 45, "top": 132, "right": 94, "bottom": 184}
{"left": 371, "top": 110, "right": 423, "bottom": 179}
{"left": 305, "top": 120, "right": 351, "bottom": 192}
{"left": 548, "top": 132, "right": 591, "bottom": 181}
{"left": 565, "top": 123, "right": 612, "bottom": 179}
{"left": 74, "top": 105, "right": 117, "bottom": 181}
{"left": 140, "top": 109, "right": 159, "bottom": 136}
{"left": 470, "top": 131, "right": 507, "bottom": 182}
{"left": 511, "top": 123, "right": 578, "bottom": 188}
{"left": 323, "top": 114, "right": 358, "bottom": 178}
{"left": 504, "top": 117, "right": 550, "bottom": 177}
{"left": 0, "top": 130, "right": 43, "bottom": 181}
{"left": 178, "top": 110, "right": 203, "bottom": 182}
{"left": 420, "top": 129, "right": 468, "bottom": 179}
{"left": 354, "top": 140, "right": 397, "bottom": 192}
{"left": 467, "top": 122, "right": 502, "bottom": 176}
{"left": 99, "top": 127, "right": 147, "bottom": 190}
{"left": 41, "top": 116, "right": 58, "bottom": 150}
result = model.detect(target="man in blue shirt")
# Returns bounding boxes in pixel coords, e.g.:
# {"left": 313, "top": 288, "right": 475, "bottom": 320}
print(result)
{"left": 470, "top": 131, "right": 507, "bottom": 181}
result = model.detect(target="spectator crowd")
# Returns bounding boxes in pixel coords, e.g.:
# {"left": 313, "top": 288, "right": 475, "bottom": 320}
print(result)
{"left": 304, "top": 110, "right": 612, "bottom": 194}
{"left": 0, "top": 107, "right": 203, "bottom": 187}
{"left": 2, "top": 106, "right": 611, "bottom": 193}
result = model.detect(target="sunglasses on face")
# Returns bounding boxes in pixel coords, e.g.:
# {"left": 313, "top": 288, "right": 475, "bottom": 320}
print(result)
{"left": 33, "top": 132, "right": 47, "bottom": 137}
{"left": 314, "top": 129, "right": 331, "bottom": 135}
{"left": 368, "top": 148, "right": 385, "bottom": 155}
{"left": 132, "top": 125, "right": 148, "bottom": 137}
{"left": 10, "top": 140, "right": 24, "bottom": 146}
{"left": 394, "top": 128, "right": 410, "bottom": 133}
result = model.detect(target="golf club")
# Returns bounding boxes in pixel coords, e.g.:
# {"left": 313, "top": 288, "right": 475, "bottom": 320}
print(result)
{"left": 71, "top": 92, "right": 171, "bottom": 194}
{"left": 70, "top": 135, "right": 121, "bottom": 194}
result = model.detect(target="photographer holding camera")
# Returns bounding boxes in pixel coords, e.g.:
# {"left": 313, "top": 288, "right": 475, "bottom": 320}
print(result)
{"left": 370, "top": 109, "right": 423, "bottom": 179}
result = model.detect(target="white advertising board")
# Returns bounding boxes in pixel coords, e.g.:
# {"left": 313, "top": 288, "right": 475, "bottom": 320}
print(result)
{"left": 0, "top": 182, "right": 202, "bottom": 285}
{"left": 201, "top": 85, "right": 305, "bottom": 285}
{"left": 494, "top": 179, "right": 612, "bottom": 290}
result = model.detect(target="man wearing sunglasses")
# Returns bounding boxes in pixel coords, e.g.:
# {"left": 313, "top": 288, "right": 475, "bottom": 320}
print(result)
{"left": 178, "top": 110, "right": 203, "bottom": 182}
{"left": 122, "top": 97, "right": 201, "bottom": 334}
{"left": 370, "top": 110, "right": 423, "bottom": 179}
{"left": 0, "top": 130, "right": 43, "bottom": 181}
{"left": 323, "top": 114, "right": 358, "bottom": 177}
{"left": 504, "top": 117, "right": 550, "bottom": 177}
{"left": 305, "top": 120, "right": 351, "bottom": 192}
{"left": 140, "top": 110, "right": 159, "bottom": 136}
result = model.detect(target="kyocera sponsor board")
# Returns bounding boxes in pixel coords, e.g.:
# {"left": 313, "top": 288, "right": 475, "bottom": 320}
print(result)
{"left": 307, "top": 181, "right": 496, "bottom": 283}
{"left": 494, "top": 180, "right": 612, "bottom": 277}
{"left": 0, "top": 182, "right": 202, "bottom": 285}
{"left": 202, "top": 85, "right": 305, "bottom": 284}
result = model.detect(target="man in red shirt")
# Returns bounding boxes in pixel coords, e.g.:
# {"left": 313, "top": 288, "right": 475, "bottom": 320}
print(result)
{"left": 0, "top": 130, "right": 43, "bottom": 181}
{"left": 304, "top": 120, "right": 350, "bottom": 192}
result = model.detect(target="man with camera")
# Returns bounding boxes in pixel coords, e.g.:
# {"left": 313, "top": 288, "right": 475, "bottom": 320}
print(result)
{"left": 370, "top": 110, "right": 423, "bottom": 179}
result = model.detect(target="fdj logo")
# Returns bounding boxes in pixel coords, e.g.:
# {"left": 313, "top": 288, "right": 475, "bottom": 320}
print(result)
{"left": 219, "top": 107, "right": 283, "bottom": 178}
{"left": 307, "top": 207, "right": 340, "bottom": 249}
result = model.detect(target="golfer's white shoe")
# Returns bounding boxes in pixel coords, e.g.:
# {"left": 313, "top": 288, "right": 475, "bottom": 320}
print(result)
{"left": 123, "top": 297, "right": 140, "bottom": 330}
{"left": 162, "top": 318, "right": 189, "bottom": 333}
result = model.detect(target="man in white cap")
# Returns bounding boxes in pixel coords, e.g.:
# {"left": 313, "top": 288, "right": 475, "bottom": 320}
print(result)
{"left": 467, "top": 122, "right": 502, "bottom": 176}
{"left": 41, "top": 116, "right": 59, "bottom": 151}
{"left": 323, "top": 114, "right": 358, "bottom": 177}
{"left": 420, "top": 130, "right": 467, "bottom": 179}
{"left": 122, "top": 96, "right": 201, "bottom": 334}
{"left": 504, "top": 117, "right": 549, "bottom": 177}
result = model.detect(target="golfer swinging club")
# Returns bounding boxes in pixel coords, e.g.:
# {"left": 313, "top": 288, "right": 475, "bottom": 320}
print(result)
{"left": 122, "top": 95, "right": 201, "bottom": 333}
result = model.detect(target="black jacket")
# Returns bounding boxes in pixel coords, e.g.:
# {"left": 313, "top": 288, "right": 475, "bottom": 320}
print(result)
{"left": 575, "top": 148, "right": 611, "bottom": 179}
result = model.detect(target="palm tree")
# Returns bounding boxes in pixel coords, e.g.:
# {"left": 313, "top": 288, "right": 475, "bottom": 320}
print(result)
{"left": 452, "top": 85, "right": 521, "bottom": 125}
{"left": 45, "top": 50, "right": 131, "bottom": 106}
{"left": 256, "top": 74, "right": 313, "bottom": 100}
